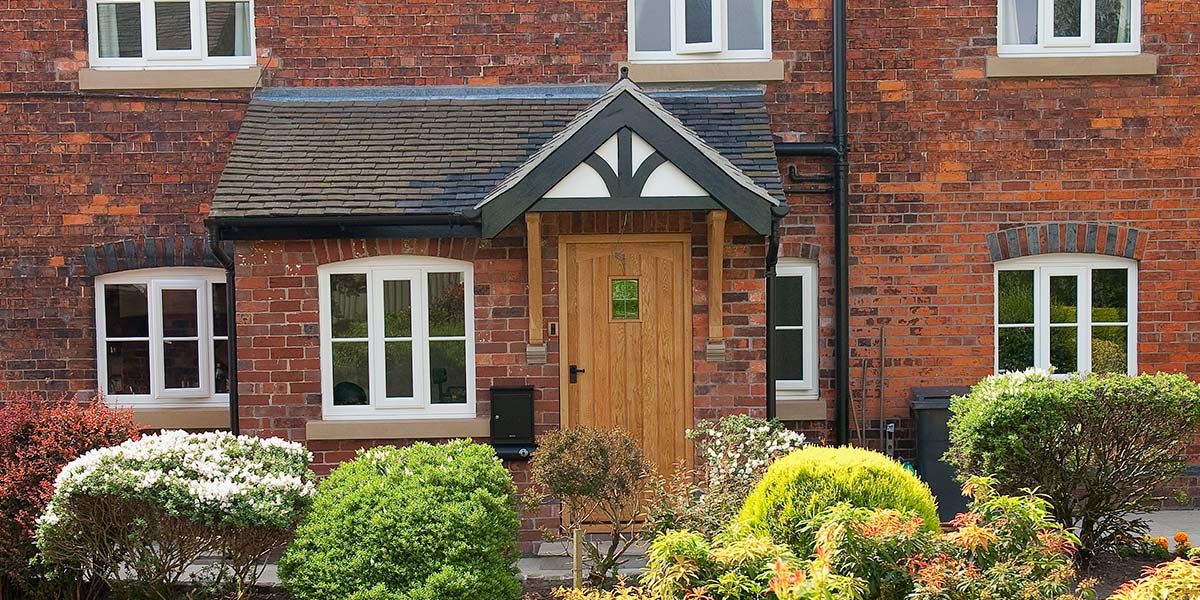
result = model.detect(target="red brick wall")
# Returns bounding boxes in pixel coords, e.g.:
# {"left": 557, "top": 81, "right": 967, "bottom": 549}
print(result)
{"left": 768, "top": 0, "right": 1200, "bottom": 491}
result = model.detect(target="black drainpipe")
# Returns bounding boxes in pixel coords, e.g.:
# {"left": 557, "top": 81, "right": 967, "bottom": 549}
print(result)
{"left": 773, "top": 0, "right": 850, "bottom": 444}
{"left": 208, "top": 236, "right": 240, "bottom": 435}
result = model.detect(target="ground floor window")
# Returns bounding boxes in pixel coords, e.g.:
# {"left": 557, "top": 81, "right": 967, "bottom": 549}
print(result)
{"left": 772, "top": 259, "right": 818, "bottom": 400}
{"left": 996, "top": 255, "right": 1137, "bottom": 375}
{"left": 319, "top": 257, "right": 475, "bottom": 419}
{"left": 95, "top": 268, "right": 228, "bottom": 407}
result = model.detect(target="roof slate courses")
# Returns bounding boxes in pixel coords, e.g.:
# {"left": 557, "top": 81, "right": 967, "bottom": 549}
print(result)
{"left": 211, "top": 84, "right": 785, "bottom": 220}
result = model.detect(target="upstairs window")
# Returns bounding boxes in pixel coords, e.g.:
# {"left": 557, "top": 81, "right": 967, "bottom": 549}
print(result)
{"left": 999, "top": 0, "right": 1139, "bottom": 55}
{"left": 95, "top": 268, "right": 229, "bottom": 407}
{"left": 88, "top": 0, "right": 255, "bottom": 68}
{"left": 629, "top": 0, "right": 771, "bottom": 62}
{"left": 995, "top": 255, "right": 1137, "bottom": 376}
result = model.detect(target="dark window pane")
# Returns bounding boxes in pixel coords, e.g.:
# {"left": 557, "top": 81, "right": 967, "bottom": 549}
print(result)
{"left": 633, "top": 0, "right": 671, "bottom": 51}
{"left": 214, "top": 338, "right": 229, "bottom": 394}
{"left": 1049, "top": 275, "right": 1078, "bottom": 324}
{"left": 998, "top": 327, "right": 1035, "bottom": 373}
{"left": 430, "top": 340, "right": 467, "bottom": 404}
{"left": 161, "top": 289, "right": 198, "bottom": 337}
{"left": 105, "top": 284, "right": 149, "bottom": 338}
{"left": 1054, "top": 0, "right": 1082, "bottom": 37}
{"left": 212, "top": 282, "right": 228, "bottom": 335}
{"left": 1095, "top": 0, "right": 1132, "bottom": 43}
{"left": 684, "top": 0, "right": 714, "bottom": 44}
{"left": 774, "top": 329, "right": 805, "bottom": 381}
{"left": 154, "top": 2, "right": 192, "bottom": 51}
{"left": 1050, "top": 326, "right": 1078, "bottom": 373}
{"left": 1092, "top": 269, "right": 1128, "bottom": 323}
{"left": 383, "top": 280, "right": 412, "bottom": 337}
{"left": 107, "top": 341, "right": 150, "bottom": 394}
{"left": 997, "top": 270, "right": 1034, "bottom": 324}
{"left": 330, "top": 273, "right": 368, "bottom": 338}
{"left": 96, "top": 3, "right": 143, "bottom": 57}
{"left": 1092, "top": 325, "right": 1128, "bottom": 374}
{"left": 205, "top": 1, "right": 251, "bottom": 56}
{"left": 384, "top": 341, "right": 414, "bottom": 398}
{"left": 163, "top": 340, "right": 200, "bottom": 389}
{"left": 331, "top": 341, "right": 369, "bottom": 405}
{"left": 728, "top": 0, "right": 764, "bottom": 50}
{"left": 775, "top": 275, "right": 805, "bottom": 327}
{"left": 428, "top": 273, "right": 465, "bottom": 336}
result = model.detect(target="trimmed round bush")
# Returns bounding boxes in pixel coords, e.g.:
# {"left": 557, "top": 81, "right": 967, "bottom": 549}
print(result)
{"left": 279, "top": 440, "right": 521, "bottom": 600}
{"left": 737, "top": 446, "right": 939, "bottom": 556}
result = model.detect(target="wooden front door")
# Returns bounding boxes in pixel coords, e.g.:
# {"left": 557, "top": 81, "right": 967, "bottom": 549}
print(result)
{"left": 559, "top": 234, "right": 694, "bottom": 476}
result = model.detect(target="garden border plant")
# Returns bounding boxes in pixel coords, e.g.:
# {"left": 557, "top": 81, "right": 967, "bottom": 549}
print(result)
{"left": 0, "top": 393, "right": 140, "bottom": 599}
{"left": 947, "top": 370, "right": 1200, "bottom": 557}
{"left": 36, "top": 430, "right": 316, "bottom": 600}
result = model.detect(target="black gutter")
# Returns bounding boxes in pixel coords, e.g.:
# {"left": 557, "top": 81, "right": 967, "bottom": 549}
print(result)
{"left": 207, "top": 214, "right": 481, "bottom": 241}
{"left": 208, "top": 237, "right": 240, "bottom": 436}
{"left": 773, "top": 0, "right": 850, "bottom": 444}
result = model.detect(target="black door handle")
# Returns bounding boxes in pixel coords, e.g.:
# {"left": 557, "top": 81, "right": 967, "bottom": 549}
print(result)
{"left": 569, "top": 364, "right": 586, "bottom": 384}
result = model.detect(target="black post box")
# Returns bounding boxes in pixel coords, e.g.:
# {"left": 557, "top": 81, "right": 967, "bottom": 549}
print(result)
{"left": 490, "top": 386, "right": 537, "bottom": 460}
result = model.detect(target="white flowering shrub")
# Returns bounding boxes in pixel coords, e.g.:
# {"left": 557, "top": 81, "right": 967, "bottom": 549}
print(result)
{"left": 36, "top": 430, "right": 316, "bottom": 599}
{"left": 645, "top": 415, "right": 806, "bottom": 537}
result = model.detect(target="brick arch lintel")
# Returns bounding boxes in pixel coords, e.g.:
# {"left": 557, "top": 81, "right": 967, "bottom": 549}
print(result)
{"left": 777, "top": 241, "right": 821, "bottom": 261}
{"left": 83, "top": 236, "right": 234, "bottom": 277}
{"left": 986, "top": 223, "right": 1147, "bottom": 263}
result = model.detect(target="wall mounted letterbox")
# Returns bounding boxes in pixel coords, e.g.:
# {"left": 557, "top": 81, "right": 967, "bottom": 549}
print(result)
{"left": 490, "top": 385, "right": 536, "bottom": 460}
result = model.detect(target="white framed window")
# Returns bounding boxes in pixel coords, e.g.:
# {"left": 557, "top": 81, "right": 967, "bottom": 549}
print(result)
{"left": 628, "top": 0, "right": 771, "bottom": 62}
{"left": 773, "top": 259, "right": 818, "bottom": 400}
{"left": 95, "top": 268, "right": 229, "bottom": 408}
{"left": 87, "top": 0, "right": 255, "bottom": 68}
{"left": 999, "top": 0, "right": 1139, "bottom": 56}
{"left": 319, "top": 257, "right": 476, "bottom": 420}
{"left": 995, "top": 254, "right": 1137, "bottom": 376}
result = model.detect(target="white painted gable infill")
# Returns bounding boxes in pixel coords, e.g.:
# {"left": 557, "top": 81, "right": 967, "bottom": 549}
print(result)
{"left": 543, "top": 131, "right": 709, "bottom": 199}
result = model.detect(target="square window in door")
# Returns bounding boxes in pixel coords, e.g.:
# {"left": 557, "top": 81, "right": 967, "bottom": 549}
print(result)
{"left": 611, "top": 279, "right": 640, "bottom": 321}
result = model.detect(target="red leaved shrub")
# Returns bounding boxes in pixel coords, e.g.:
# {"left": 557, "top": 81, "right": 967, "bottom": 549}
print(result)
{"left": 0, "top": 393, "right": 140, "bottom": 589}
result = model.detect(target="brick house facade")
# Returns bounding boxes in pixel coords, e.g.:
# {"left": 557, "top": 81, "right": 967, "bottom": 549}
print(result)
{"left": 2, "top": 0, "right": 1198, "bottom": 548}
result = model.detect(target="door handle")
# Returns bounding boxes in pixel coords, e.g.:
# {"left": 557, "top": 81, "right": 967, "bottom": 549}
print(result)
{"left": 569, "top": 364, "right": 586, "bottom": 384}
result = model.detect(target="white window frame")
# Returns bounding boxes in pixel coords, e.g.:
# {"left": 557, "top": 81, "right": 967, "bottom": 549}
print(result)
{"left": 998, "top": 0, "right": 1140, "bottom": 57}
{"left": 774, "top": 259, "right": 818, "bottom": 401}
{"left": 95, "top": 267, "right": 228, "bottom": 408}
{"left": 628, "top": 0, "right": 772, "bottom": 63}
{"left": 318, "top": 256, "right": 477, "bottom": 421}
{"left": 994, "top": 254, "right": 1138, "bottom": 376}
{"left": 87, "top": 0, "right": 257, "bottom": 69}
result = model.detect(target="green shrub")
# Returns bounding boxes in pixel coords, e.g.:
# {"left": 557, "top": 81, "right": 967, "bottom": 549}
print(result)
{"left": 1108, "top": 558, "right": 1200, "bottom": 600}
{"left": 279, "top": 440, "right": 520, "bottom": 600}
{"left": 737, "top": 446, "right": 939, "bottom": 557}
{"left": 36, "top": 430, "right": 316, "bottom": 600}
{"left": 947, "top": 370, "right": 1200, "bottom": 556}
{"left": 644, "top": 415, "right": 806, "bottom": 538}
{"left": 526, "top": 426, "right": 651, "bottom": 584}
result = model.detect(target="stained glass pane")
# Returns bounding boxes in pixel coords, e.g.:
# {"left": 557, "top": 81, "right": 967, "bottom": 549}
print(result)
{"left": 611, "top": 279, "right": 639, "bottom": 320}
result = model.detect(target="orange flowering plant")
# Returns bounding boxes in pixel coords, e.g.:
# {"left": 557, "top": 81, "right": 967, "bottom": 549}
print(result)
{"left": 806, "top": 477, "right": 1087, "bottom": 600}
{"left": 1108, "top": 557, "right": 1200, "bottom": 600}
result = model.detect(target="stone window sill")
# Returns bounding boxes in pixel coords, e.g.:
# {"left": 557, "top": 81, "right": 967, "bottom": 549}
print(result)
{"left": 620, "top": 59, "right": 785, "bottom": 84}
{"left": 306, "top": 418, "right": 491, "bottom": 441}
{"left": 985, "top": 54, "right": 1157, "bottom": 78}
{"left": 78, "top": 66, "right": 263, "bottom": 91}
{"left": 775, "top": 397, "right": 825, "bottom": 421}
{"left": 135, "top": 407, "right": 230, "bottom": 430}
